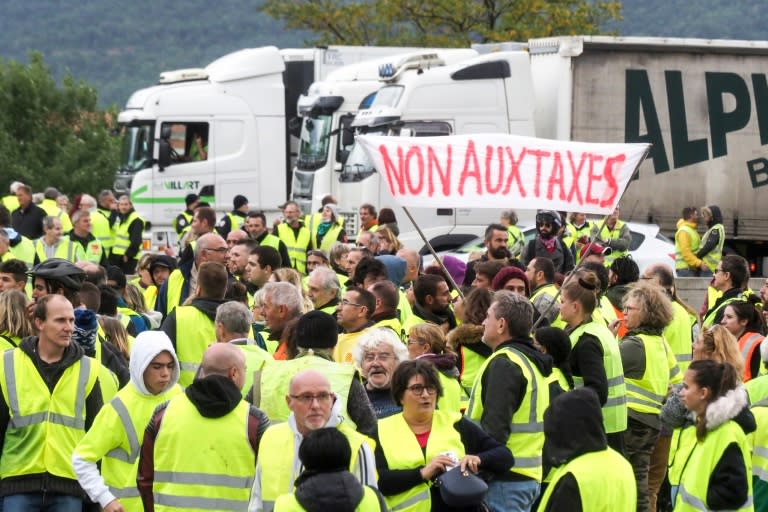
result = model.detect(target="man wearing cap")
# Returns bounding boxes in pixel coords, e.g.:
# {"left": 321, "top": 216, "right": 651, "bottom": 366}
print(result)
{"left": 590, "top": 207, "right": 631, "bottom": 266}
{"left": 522, "top": 211, "right": 574, "bottom": 274}
{"left": 145, "top": 255, "right": 177, "bottom": 311}
{"left": 252, "top": 311, "right": 377, "bottom": 434}
{"left": 274, "top": 201, "right": 311, "bottom": 275}
{"left": 217, "top": 194, "right": 249, "bottom": 240}
{"left": 0, "top": 294, "right": 104, "bottom": 510}
{"left": 579, "top": 241, "right": 612, "bottom": 266}
{"left": 174, "top": 193, "right": 199, "bottom": 236}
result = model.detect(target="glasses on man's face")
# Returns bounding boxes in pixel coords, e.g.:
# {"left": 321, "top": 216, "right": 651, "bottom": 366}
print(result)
{"left": 289, "top": 392, "right": 333, "bottom": 405}
{"left": 341, "top": 299, "right": 365, "bottom": 308}
{"left": 406, "top": 384, "right": 437, "bottom": 396}
{"left": 363, "top": 352, "right": 394, "bottom": 363}
{"left": 205, "top": 247, "right": 228, "bottom": 253}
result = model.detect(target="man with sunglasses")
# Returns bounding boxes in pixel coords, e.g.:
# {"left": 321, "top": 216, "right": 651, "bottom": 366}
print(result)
{"left": 250, "top": 370, "right": 377, "bottom": 511}
{"left": 522, "top": 210, "right": 574, "bottom": 274}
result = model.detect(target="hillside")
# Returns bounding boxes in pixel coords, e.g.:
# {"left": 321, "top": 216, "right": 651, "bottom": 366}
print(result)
{"left": 0, "top": 0, "right": 764, "bottom": 107}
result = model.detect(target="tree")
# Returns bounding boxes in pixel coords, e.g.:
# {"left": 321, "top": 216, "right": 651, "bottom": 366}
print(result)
{"left": 0, "top": 52, "right": 120, "bottom": 198}
{"left": 261, "top": 0, "right": 622, "bottom": 47}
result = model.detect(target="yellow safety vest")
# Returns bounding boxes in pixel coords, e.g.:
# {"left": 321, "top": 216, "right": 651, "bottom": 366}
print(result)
{"left": 143, "top": 285, "right": 158, "bottom": 311}
{"left": 76, "top": 237, "right": 105, "bottom": 264}
{"left": 112, "top": 211, "right": 144, "bottom": 260}
{"left": 313, "top": 224, "right": 344, "bottom": 253}
{"left": 0, "top": 333, "right": 19, "bottom": 351}
{"left": 174, "top": 306, "right": 216, "bottom": 387}
{"left": 258, "top": 356, "right": 355, "bottom": 423}
{"left": 41, "top": 198, "right": 73, "bottom": 232}
{"left": 276, "top": 223, "right": 311, "bottom": 274}
{"left": 701, "top": 224, "right": 725, "bottom": 273}
{"left": 625, "top": 333, "right": 679, "bottom": 416}
{"left": 746, "top": 375, "right": 768, "bottom": 405}
{"left": 436, "top": 371, "right": 463, "bottom": 414}
{"left": 73, "top": 382, "right": 182, "bottom": 510}
{"left": 153, "top": 394, "right": 254, "bottom": 511}
{"left": 373, "top": 317, "right": 405, "bottom": 342}
{"left": 236, "top": 344, "right": 271, "bottom": 399}
{"left": 162, "top": 269, "right": 186, "bottom": 318}
{"left": 34, "top": 236, "right": 84, "bottom": 263}
{"left": 458, "top": 346, "right": 487, "bottom": 397}
{"left": 506, "top": 225, "right": 525, "bottom": 259}
{"left": 675, "top": 224, "right": 701, "bottom": 270}
{"left": 466, "top": 346, "right": 548, "bottom": 481}
{"left": 92, "top": 208, "right": 116, "bottom": 254}
{"left": 8, "top": 236, "right": 35, "bottom": 266}
{"left": 226, "top": 212, "right": 245, "bottom": 233}
{"left": 546, "top": 367, "right": 572, "bottom": 393}
{"left": 274, "top": 486, "right": 382, "bottom": 512}
{"left": 259, "top": 421, "right": 371, "bottom": 509}
{"left": 750, "top": 399, "right": 768, "bottom": 494}
{"left": 668, "top": 425, "right": 697, "bottom": 486}
{"left": 537, "top": 447, "right": 636, "bottom": 512}
{"left": 0, "top": 349, "right": 99, "bottom": 480}
{"left": 675, "top": 420, "right": 753, "bottom": 511}
{"left": 258, "top": 233, "right": 282, "bottom": 252}
{"left": 569, "top": 321, "right": 627, "bottom": 433}
{"left": 665, "top": 302, "right": 695, "bottom": 375}
{"left": 173, "top": 210, "right": 193, "bottom": 235}
{"left": 597, "top": 220, "right": 628, "bottom": 264}
{"left": 378, "top": 410, "right": 465, "bottom": 512}
{"left": 702, "top": 293, "right": 747, "bottom": 328}
{"left": 334, "top": 328, "right": 372, "bottom": 364}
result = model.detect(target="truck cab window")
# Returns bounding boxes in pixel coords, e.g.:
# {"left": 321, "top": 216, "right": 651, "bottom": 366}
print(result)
{"left": 161, "top": 122, "right": 210, "bottom": 163}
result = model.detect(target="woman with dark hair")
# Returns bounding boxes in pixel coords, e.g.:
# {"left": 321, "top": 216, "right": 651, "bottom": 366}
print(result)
{"left": 534, "top": 326, "right": 573, "bottom": 399}
{"left": 721, "top": 297, "right": 766, "bottom": 382}
{"left": 407, "top": 323, "right": 463, "bottom": 413}
{"left": 274, "top": 428, "right": 387, "bottom": 511}
{"left": 447, "top": 287, "right": 493, "bottom": 397}
{"left": 559, "top": 270, "right": 627, "bottom": 452}
{"left": 697, "top": 205, "right": 725, "bottom": 277}
{"left": 377, "top": 208, "right": 399, "bottom": 236}
{"left": 373, "top": 360, "right": 513, "bottom": 512}
{"left": 676, "top": 360, "right": 754, "bottom": 510}
{"left": 619, "top": 282, "right": 678, "bottom": 512}
{"left": 605, "top": 256, "right": 640, "bottom": 338}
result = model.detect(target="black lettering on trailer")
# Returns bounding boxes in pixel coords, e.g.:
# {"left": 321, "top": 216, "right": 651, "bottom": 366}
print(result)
{"left": 706, "top": 72, "right": 751, "bottom": 159}
{"left": 625, "top": 69, "right": 670, "bottom": 173}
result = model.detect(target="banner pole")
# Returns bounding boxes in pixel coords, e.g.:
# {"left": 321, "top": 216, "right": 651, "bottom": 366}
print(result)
{"left": 401, "top": 206, "right": 465, "bottom": 300}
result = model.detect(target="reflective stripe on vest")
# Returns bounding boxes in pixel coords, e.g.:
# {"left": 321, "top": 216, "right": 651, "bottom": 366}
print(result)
{"left": 739, "top": 332, "right": 764, "bottom": 381}
{"left": 599, "top": 220, "right": 628, "bottom": 264}
{"left": 35, "top": 237, "right": 82, "bottom": 263}
{"left": 665, "top": 301, "right": 695, "bottom": 375}
{"left": 624, "top": 333, "right": 674, "bottom": 415}
{"left": 112, "top": 211, "right": 144, "bottom": 258}
{"left": 174, "top": 306, "right": 216, "bottom": 387}
{"left": 569, "top": 321, "right": 627, "bottom": 433}
{"left": 751, "top": 404, "right": 768, "bottom": 483}
{"left": 104, "top": 397, "right": 140, "bottom": 463}
{"left": 466, "top": 346, "right": 547, "bottom": 480}
{"left": 276, "top": 223, "right": 310, "bottom": 274}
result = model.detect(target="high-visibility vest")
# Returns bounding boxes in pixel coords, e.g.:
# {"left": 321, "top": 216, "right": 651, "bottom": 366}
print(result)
{"left": 378, "top": 410, "right": 465, "bottom": 512}
{"left": 112, "top": 211, "right": 144, "bottom": 260}
{"left": 162, "top": 269, "right": 186, "bottom": 317}
{"left": 570, "top": 221, "right": 593, "bottom": 264}
{"left": 597, "top": 220, "right": 628, "bottom": 264}
{"left": 746, "top": 375, "right": 768, "bottom": 405}
{"left": 93, "top": 208, "right": 116, "bottom": 254}
{"left": 750, "top": 398, "right": 768, "bottom": 499}
{"left": 675, "top": 224, "right": 701, "bottom": 270}
{"left": 334, "top": 328, "right": 372, "bottom": 364}
{"left": 2, "top": 194, "right": 19, "bottom": 212}
{"left": 506, "top": 224, "right": 525, "bottom": 259}
{"left": 258, "top": 356, "right": 355, "bottom": 423}
{"left": 702, "top": 293, "right": 747, "bottom": 328}
{"left": 665, "top": 301, "right": 695, "bottom": 375}
{"left": 235, "top": 344, "right": 271, "bottom": 399}
{"left": 274, "top": 486, "right": 382, "bottom": 512}
{"left": 537, "top": 448, "right": 636, "bottom": 512}
{"left": 153, "top": 394, "right": 254, "bottom": 512}
{"left": 372, "top": 317, "right": 405, "bottom": 342}
{"left": 75, "top": 236, "right": 105, "bottom": 264}
{"left": 436, "top": 371, "right": 463, "bottom": 413}
{"left": 0, "top": 349, "right": 99, "bottom": 480}
{"left": 675, "top": 420, "right": 753, "bottom": 511}
{"left": 276, "top": 223, "right": 311, "bottom": 274}
{"left": 0, "top": 333, "right": 19, "bottom": 351}
{"left": 8, "top": 235, "right": 35, "bottom": 266}
{"left": 41, "top": 198, "right": 73, "bottom": 232}
{"left": 739, "top": 332, "right": 764, "bottom": 382}
{"left": 258, "top": 233, "right": 282, "bottom": 251}
{"left": 546, "top": 367, "right": 572, "bottom": 393}
{"left": 143, "top": 284, "right": 158, "bottom": 311}
{"left": 174, "top": 306, "right": 217, "bottom": 387}
{"left": 624, "top": 333, "right": 678, "bottom": 415}
{"left": 173, "top": 210, "right": 193, "bottom": 235}
{"left": 34, "top": 236, "right": 84, "bottom": 263}
{"left": 73, "top": 382, "right": 182, "bottom": 510}
{"left": 668, "top": 425, "right": 697, "bottom": 486}
{"left": 466, "top": 346, "right": 548, "bottom": 481}
{"left": 226, "top": 212, "right": 245, "bottom": 233}
{"left": 312, "top": 223, "right": 344, "bottom": 253}
{"left": 458, "top": 346, "right": 488, "bottom": 396}
{"left": 701, "top": 224, "right": 725, "bottom": 273}
{"left": 569, "top": 321, "right": 627, "bottom": 433}
{"left": 259, "top": 421, "right": 371, "bottom": 510}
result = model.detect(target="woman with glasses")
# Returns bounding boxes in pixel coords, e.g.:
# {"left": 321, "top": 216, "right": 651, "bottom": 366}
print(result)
{"left": 354, "top": 329, "right": 409, "bottom": 419}
{"left": 373, "top": 360, "right": 513, "bottom": 512}
{"left": 407, "top": 323, "right": 463, "bottom": 413}
{"left": 618, "top": 282, "right": 678, "bottom": 512}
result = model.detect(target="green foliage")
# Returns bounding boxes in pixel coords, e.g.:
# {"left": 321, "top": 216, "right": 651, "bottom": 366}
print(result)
{"left": 0, "top": 53, "right": 120, "bottom": 197}
{"left": 260, "top": 0, "right": 623, "bottom": 46}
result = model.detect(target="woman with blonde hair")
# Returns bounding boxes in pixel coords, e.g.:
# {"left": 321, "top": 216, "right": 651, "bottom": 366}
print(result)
{"left": 376, "top": 226, "right": 402, "bottom": 255}
{"left": 0, "top": 290, "right": 34, "bottom": 349}
{"left": 98, "top": 315, "right": 131, "bottom": 361}
{"left": 407, "top": 323, "right": 463, "bottom": 412}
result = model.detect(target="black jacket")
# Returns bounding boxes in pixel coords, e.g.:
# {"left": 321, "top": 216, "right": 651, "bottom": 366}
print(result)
{"left": 0, "top": 337, "right": 103, "bottom": 498}
{"left": 11, "top": 203, "right": 47, "bottom": 240}
{"left": 567, "top": 323, "right": 608, "bottom": 405}
{"left": 294, "top": 471, "right": 386, "bottom": 512}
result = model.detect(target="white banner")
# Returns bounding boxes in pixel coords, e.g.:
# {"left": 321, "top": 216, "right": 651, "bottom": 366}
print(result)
{"left": 357, "top": 133, "right": 650, "bottom": 215}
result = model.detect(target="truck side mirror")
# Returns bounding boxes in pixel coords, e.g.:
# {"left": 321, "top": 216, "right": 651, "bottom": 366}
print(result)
{"left": 158, "top": 139, "right": 171, "bottom": 170}
{"left": 341, "top": 127, "right": 354, "bottom": 147}
{"left": 338, "top": 149, "right": 350, "bottom": 165}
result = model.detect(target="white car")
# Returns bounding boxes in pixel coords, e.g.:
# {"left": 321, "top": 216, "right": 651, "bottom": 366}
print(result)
{"left": 419, "top": 221, "right": 676, "bottom": 275}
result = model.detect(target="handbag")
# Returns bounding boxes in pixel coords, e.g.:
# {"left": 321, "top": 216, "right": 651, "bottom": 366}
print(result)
{"left": 435, "top": 465, "right": 488, "bottom": 507}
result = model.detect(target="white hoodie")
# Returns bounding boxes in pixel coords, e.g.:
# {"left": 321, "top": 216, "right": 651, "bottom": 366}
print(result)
{"left": 73, "top": 331, "right": 181, "bottom": 508}
{"left": 248, "top": 396, "right": 377, "bottom": 512}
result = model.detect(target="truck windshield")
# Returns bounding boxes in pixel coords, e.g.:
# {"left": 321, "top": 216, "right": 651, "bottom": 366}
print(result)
{"left": 119, "top": 124, "right": 153, "bottom": 174}
{"left": 339, "top": 128, "right": 387, "bottom": 183}
{"left": 371, "top": 86, "right": 404, "bottom": 108}
{"left": 296, "top": 115, "right": 333, "bottom": 170}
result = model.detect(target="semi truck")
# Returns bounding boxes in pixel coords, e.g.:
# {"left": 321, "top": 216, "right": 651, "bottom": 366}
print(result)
{"left": 335, "top": 36, "right": 768, "bottom": 273}
{"left": 114, "top": 45, "right": 425, "bottom": 248}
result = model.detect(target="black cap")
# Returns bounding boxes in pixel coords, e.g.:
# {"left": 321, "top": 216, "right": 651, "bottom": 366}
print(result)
{"left": 185, "top": 193, "right": 199, "bottom": 207}
{"left": 233, "top": 195, "right": 248, "bottom": 210}
{"left": 296, "top": 311, "right": 338, "bottom": 349}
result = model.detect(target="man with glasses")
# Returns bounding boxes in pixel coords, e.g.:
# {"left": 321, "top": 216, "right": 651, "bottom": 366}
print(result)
{"left": 250, "top": 370, "right": 377, "bottom": 511}
{"left": 334, "top": 289, "right": 376, "bottom": 364}
{"left": 702, "top": 254, "right": 750, "bottom": 328}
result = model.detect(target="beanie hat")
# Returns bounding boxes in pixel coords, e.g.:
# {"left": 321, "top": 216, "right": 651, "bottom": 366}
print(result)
{"left": 296, "top": 311, "right": 338, "bottom": 349}
{"left": 376, "top": 255, "right": 406, "bottom": 286}
{"left": 184, "top": 193, "right": 199, "bottom": 207}
{"left": 72, "top": 308, "right": 98, "bottom": 355}
{"left": 492, "top": 266, "right": 530, "bottom": 295}
{"left": 323, "top": 203, "right": 339, "bottom": 219}
{"left": 441, "top": 255, "right": 466, "bottom": 287}
{"left": 233, "top": 195, "right": 248, "bottom": 210}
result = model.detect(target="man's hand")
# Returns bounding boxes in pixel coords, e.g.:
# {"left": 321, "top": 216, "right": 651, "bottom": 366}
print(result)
{"left": 103, "top": 499, "right": 126, "bottom": 512}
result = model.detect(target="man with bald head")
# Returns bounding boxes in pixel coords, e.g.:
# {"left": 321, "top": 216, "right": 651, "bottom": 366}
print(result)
{"left": 138, "top": 343, "right": 269, "bottom": 511}
{"left": 155, "top": 232, "right": 232, "bottom": 319}
{"left": 250, "top": 370, "right": 377, "bottom": 511}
